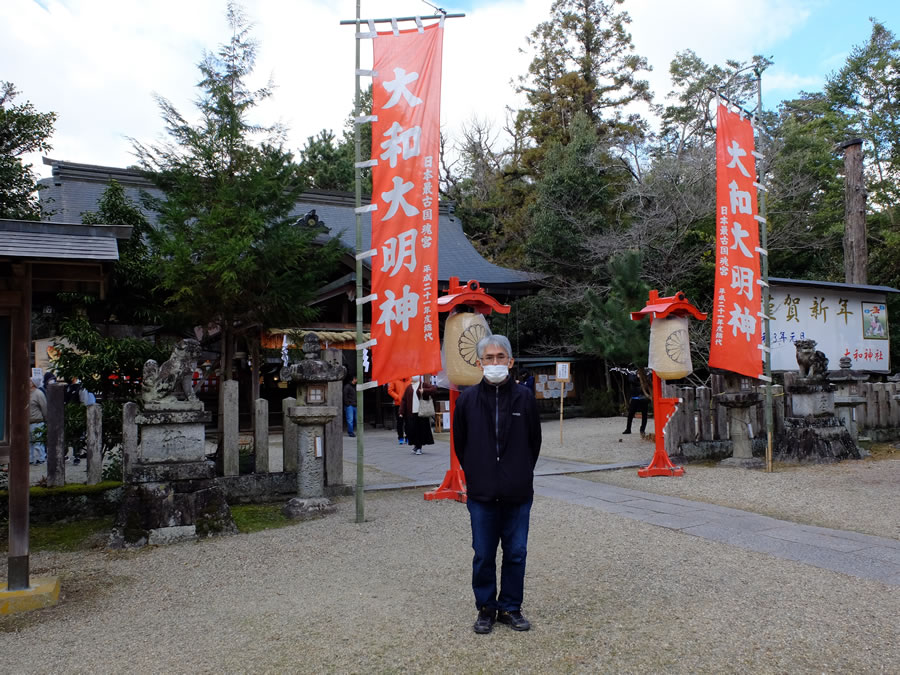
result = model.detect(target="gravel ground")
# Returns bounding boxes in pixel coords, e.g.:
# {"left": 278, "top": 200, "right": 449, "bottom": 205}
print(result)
{"left": 1, "top": 416, "right": 898, "bottom": 673}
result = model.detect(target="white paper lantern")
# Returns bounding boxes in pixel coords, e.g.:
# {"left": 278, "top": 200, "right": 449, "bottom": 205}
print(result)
{"left": 443, "top": 311, "right": 491, "bottom": 386}
{"left": 648, "top": 315, "right": 692, "bottom": 380}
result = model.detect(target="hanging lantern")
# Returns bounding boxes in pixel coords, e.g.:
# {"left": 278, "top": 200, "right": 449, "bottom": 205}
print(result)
{"left": 443, "top": 310, "right": 491, "bottom": 386}
{"left": 648, "top": 315, "right": 692, "bottom": 380}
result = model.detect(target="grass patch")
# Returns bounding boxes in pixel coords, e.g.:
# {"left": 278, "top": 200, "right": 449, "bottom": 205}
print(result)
{"left": 0, "top": 516, "right": 114, "bottom": 553}
{"left": 861, "top": 442, "right": 900, "bottom": 460}
{"left": 230, "top": 503, "right": 294, "bottom": 534}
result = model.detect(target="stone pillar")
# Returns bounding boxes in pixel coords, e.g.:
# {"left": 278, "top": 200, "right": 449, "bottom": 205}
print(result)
{"left": 254, "top": 398, "right": 269, "bottom": 473}
{"left": 223, "top": 380, "right": 239, "bottom": 476}
{"left": 85, "top": 404, "right": 102, "bottom": 485}
{"left": 282, "top": 397, "right": 297, "bottom": 473}
{"left": 772, "top": 385, "right": 785, "bottom": 435}
{"left": 297, "top": 426, "right": 325, "bottom": 498}
{"left": 324, "top": 348, "right": 343, "bottom": 488}
{"left": 45, "top": 382, "right": 66, "bottom": 487}
{"left": 122, "top": 402, "right": 137, "bottom": 481}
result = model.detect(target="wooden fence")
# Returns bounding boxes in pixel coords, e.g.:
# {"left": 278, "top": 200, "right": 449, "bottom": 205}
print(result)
{"left": 660, "top": 374, "right": 900, "bottom": 453}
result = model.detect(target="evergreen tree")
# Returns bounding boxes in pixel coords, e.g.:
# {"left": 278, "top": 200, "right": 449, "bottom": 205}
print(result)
{"left": 517, "top": 0, "right": 651, "bottom": 165}
{"left": 132, "top": 2, "right": 341, "bottom": 379}
{"left": 0, "top": 81, "right": 56, "bottom": 219}
{"left": 581, "top": 250, "right": 650, "bottom": 366}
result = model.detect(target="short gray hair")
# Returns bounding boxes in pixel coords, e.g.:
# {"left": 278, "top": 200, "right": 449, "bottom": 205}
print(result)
{"left": 476, "top": 334, "right": 513, "bottom": 360}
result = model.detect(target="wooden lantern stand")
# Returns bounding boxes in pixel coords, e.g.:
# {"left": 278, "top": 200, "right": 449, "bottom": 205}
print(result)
{"left": 424, "top": 277, "right": 510, "bottom": 502}
{"left": 630, "top": 290, "right": 707, "bottom": 477}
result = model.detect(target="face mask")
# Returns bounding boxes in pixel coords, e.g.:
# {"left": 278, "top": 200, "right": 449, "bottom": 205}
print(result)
{"left": 482, "top": 365, "right": 509, "bottom": 384}
{"left": 411, "top": 376, "right": 420, "bottom": 384}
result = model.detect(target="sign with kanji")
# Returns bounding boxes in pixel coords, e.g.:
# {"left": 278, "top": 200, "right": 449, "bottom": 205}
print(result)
{"left": 766, "top": 284, "right": 890, "bottom": 372}
{"left": 370, "top": 22, "right": 444, "bottom": 383}
{"left": 709, "top": 104, "right": 763, "bottom": 378}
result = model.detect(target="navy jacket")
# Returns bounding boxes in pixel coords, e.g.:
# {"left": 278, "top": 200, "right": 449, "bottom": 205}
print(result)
{"left": 453, "top": 376, "right": 542, "bottom": 503}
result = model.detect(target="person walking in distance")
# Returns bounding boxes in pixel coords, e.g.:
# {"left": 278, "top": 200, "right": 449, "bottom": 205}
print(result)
{"left": 387, "top": 376, "right": 411, "bottom": 445}
{"left": 453, "top": 335, "right": 542, "bottom": 634}
{"left": 29, "top": 374, "right": 48, "bottom": 464}
{"left": 343, "top": 375, "right": 358, "bottom": 437}
{"left": 623, "top": 369, "right": 650, "bottom": 435}
{"left": 398, "top": 375, "right": 435, "bottom": 455}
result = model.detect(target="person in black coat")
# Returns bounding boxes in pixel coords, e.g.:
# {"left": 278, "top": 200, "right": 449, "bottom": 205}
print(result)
{"left": 453, "top": 334, "right": 542, "bottom": 635}
{"left": 623, "top": 369, "right": 650, "bottom": 435}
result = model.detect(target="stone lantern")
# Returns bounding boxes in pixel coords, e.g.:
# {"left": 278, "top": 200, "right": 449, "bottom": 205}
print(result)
{"left": 280, "top": 333, "right": 346, "bottom": 498}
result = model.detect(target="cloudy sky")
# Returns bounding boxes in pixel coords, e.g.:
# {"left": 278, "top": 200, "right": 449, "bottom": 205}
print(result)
{"left": 2, "top": 0, "right": 899, "bottom": 179}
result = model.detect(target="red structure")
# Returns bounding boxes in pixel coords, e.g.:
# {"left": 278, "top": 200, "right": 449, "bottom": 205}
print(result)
{"left": 631, "top": 290, "right": 707, "bottom": 477}
{"left": 424, "top": 278, "right": 510, "bottom": 502}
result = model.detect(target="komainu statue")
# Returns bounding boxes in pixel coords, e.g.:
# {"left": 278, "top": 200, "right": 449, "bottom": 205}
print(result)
{"left": 142, "top": 338, "right": 202, "bottom": 407}
{"left": 795, "top": 339, "right": 829, "bottom": 380}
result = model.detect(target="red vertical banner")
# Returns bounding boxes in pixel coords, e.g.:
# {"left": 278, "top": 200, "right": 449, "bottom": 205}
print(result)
{"left": 370, "top": 22, "right": 443, "bottom": 384}
{"left": 709, "top": 104, "right": 763, "bottom": 378}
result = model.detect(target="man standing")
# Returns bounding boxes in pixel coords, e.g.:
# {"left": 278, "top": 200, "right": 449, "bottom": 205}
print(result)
{"left": 453, "top": 335, "right": 542, "bottom": 634}
{"left": 343, "top": 376, "right": 358, "bottom": 437}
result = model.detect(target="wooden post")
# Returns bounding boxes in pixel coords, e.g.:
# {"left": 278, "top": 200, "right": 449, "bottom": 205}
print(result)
{"left": 7, "top": 263, "right": 31, "bottom": 589}
{"left": 697, "top": 386, "right": 712, "bottom": 441}
{"left": 840, "top": 139, "right": 867, "bottom": 285}
{"left": 45, "top": 382, "right": 66, "bottom": 487}
{"left": 85, "top": 403, "right": 102, "bottom": 485}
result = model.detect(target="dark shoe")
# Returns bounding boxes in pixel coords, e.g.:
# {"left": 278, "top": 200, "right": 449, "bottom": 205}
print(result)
{"left": 348, "top": 433, "right": 355, "bottom": 437}
{"left": 414, "top": 447, "right": 423, "bottom": 455}
{"left": 73, "top": 458, "right": 80, "bottom": 465}
{"left": 497, "top": 610, "right": 531, "bottom": 631}
{"left": 622, "top": 429, "right": 631, "bottom": 434}
{"left": 473, "top": 608, "right": 496, "bottom": 634}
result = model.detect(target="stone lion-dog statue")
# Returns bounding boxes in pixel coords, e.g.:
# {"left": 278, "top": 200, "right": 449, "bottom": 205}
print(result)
{"left": 142, "top": 338, "right": 202, "bottom": 407}
{"left": 795, "top": 339, "right": 829, "bottom": 380}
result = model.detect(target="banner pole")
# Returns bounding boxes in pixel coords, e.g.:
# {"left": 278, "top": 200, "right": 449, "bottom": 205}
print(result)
{"left": 353, "top": 0, "right": 365, "bottom": 523}
{"left": 755, "top": 67, "right": 775, "bottom": 473}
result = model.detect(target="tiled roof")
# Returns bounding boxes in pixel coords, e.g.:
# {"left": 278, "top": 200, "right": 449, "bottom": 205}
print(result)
{"left": 38, "top": 158, "right": 542, "bottom": 293}
{"left": 0, "top": 219, "right": 130, "bottom": 261}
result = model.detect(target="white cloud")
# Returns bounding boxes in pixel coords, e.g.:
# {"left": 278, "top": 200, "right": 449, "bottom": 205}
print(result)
{"left": 0, "top": 0, "right": 862, "bottom": 180}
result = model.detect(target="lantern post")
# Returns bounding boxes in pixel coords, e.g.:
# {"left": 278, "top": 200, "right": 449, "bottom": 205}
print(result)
{"left": 631, "top": 290, "right": 707, "bottom": 477}
{"left": 424, "top": 277, "right": 510, "bottom": 502}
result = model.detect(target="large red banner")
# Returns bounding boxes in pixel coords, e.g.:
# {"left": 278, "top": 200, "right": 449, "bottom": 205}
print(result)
{"left": 709, "top": 104, "right": 763, "bottom": 378}
{"left": 370, "top": 23, "right": 443, "bottom": 384}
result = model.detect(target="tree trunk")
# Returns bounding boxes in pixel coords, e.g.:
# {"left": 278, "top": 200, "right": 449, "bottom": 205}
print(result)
{"left": 841, "top": 139, "right": 867, "bottom": 284}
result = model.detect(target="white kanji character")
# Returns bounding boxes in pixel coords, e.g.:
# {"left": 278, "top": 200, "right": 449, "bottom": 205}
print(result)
{"left": 424, "top": 156, "right": 433, "bottom": 168}
{"left": 423, "top": 181, "right": 432, "bottom": 195}
{"left": 730, "top": 221, "right": 752, "bottom": 257}
{"left": 381, "top": 229, "right": 418, "bottom": 277}
{"left": 382, "top": 67, "right": 423, "bottom": 109}
{"left": 422, "top": 208, "right": 433, "bottom": 221}
{"left": 728, "top": 303, "right": 757, "bottom": 341}
{"left": 422, "top": 235, "right": 433, "bottom": 249}
{"left": 421, "top": 223, "right": 432, "bottom": 235}
{"left": 379, "top": 122, "right": 421, "bottom": 168}
{"left": 726, "top": 140, "right": 751, "bottom": 177}
{"left": 377, "top": 285, "right": 420, "bottom": 336}
{"left": 381, "top": 176, "right": 419, "bottom": 220}
{"left": 731, "top": 266, "right": 755, "bottom": 301}
{"left": 729, "top": 180, "right": 752, "bottom": 214}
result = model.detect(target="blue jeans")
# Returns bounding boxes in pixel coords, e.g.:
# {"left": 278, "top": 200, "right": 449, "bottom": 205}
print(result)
{"left": 466, "top": 497, "right": 533, "bottom": 612}
{"left": 345, "top": 405, "right": 356, "bottom": 435}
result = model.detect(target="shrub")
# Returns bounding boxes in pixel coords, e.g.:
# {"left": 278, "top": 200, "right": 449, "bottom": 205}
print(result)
{"left": 581, "top": 387, "right": 620, "bottom": 417}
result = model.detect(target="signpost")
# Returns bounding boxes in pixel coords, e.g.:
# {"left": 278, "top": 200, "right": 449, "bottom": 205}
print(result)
{"left": 555, "top": 361, "right": 569, "bottom": 445}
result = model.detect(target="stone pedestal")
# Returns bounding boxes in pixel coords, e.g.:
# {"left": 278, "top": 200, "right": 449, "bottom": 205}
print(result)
{"left": 718, "top": 391, "right": 764, "bottom": 469}
{"left": 113, "top": 405, "right": 236, "bottom": 548}
{"left": 776, "top": 380, "right": 862, "bottom": 463}
{"left": 834, "top": 396, "right": 866, "bottom": 442}
{"left": 287, "top": 406, "right": 338, "bottom": 498}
